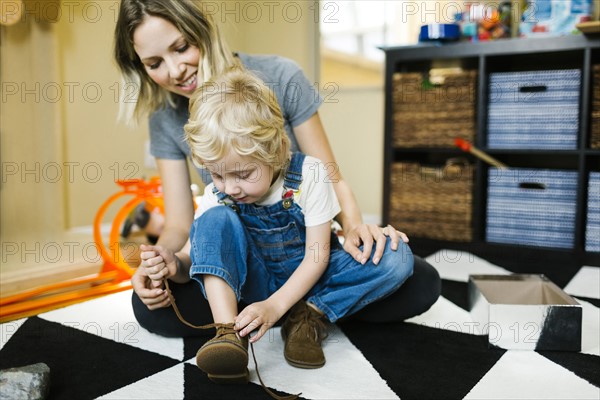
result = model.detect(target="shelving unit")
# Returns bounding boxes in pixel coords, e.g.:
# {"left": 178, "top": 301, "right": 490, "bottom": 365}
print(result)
{"left": 381, "top": 35, "right": 600, "bottom": 279}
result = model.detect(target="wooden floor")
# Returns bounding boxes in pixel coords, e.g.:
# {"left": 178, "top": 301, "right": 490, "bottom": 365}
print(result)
{"left": 0, "top": 230, "right": 145, "bottom": 322}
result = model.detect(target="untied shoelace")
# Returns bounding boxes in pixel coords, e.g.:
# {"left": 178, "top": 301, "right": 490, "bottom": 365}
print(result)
{"left": 163, "top": 279, "right": 301, "bottom": 400}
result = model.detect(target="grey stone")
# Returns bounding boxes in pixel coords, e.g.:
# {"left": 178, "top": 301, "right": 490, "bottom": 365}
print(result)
{"left": 0, "top": 363, "right": 50, "bottom": 400}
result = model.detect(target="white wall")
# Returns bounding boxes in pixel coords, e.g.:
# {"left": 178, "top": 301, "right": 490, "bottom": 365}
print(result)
{"left": 319, "top": 87, "right": 384, "bottom": 223}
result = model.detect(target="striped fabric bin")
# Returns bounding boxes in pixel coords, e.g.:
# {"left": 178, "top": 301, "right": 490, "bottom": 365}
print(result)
{"left": 486, "top": 168, "right": 578, "bottom": 249}
{"left": 487, "top": 69, "right": 581, "bottom": 150}
{"left": 586, "top": 172, "right": 600, "bottom": 252}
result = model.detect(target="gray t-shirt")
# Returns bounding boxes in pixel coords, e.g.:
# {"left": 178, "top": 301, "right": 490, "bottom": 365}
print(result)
{"left": 149, "top": 53, "right": 323, "bottom": 183}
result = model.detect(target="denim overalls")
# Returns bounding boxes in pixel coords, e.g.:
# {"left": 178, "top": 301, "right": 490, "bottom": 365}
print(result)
{"left": 189, "top": 152, "right": 414, "bottom": 322}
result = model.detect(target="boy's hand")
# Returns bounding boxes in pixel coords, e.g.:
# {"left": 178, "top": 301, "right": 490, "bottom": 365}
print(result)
{"left": 139, "top": 244, "right": 178, "bottom": 288}
{"left": 234, "top": 300, "right": 285, "bottom": 343}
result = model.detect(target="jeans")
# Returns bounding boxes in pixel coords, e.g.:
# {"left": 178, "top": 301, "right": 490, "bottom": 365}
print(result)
{"left": 189, "top": 205, "right": 414, "bottom": 322}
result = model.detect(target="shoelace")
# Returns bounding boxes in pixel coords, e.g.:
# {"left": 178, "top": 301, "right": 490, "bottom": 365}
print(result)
{"left": 163, "top": 279, "right": 300, "bottom": 400}
{"left": 287, "top": 304, "right": 329, "bottom": 343}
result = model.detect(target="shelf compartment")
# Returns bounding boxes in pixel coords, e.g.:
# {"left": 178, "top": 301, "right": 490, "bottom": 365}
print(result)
{"left": 486, "top": 167, "right": 578, "bottom": 249}
{"left": 389, "top": 160, "right": 473, "bottom": 242}
{"left": 487, "top": 69, "right": 581, "bottom": 150}
{"left": 592, "top": 64, "right": 600, "bottom": 149}
{"left": 585, "top": 172, "right": 600, "bottom": 252}
{"left": 392, "top": 69, "right": 477, "bottom": 148}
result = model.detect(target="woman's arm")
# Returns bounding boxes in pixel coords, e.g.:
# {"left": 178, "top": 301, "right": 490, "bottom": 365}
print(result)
{"left": 293, "top": 113, "right": 359, "bottom": 230}
{"left": 131, "top": 158, "right": 193, "bottom": 304}
{"left": 155, "top": 158, "right": 195, "bottom": 251}
{"left": 235, "top": 222, "right": 331, "bottom": 342}
{"left": 294, "top": 113, "right": 408, "bottom": 265}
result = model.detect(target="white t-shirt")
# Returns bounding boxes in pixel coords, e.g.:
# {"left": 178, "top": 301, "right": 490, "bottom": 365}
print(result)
{"left": 195, "top": 155, "right": 341, "bottom": 227}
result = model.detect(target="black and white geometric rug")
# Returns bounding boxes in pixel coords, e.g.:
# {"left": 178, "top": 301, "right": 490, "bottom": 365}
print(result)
{"left": 1, "top": 250, "right": 599, "bottom": 399}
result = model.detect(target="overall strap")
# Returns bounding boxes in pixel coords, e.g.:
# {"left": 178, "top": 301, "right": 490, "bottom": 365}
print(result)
{"left": 284, "top": 152, "right": 306, "bottom": 191}
{"left": 212, "top": 185, "right": 241, "bottom": 213}
{"left": 212, "top": 185, "right": 229, "bottom": 202}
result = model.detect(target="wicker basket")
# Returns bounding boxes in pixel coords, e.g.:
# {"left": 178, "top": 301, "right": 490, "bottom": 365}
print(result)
{"left": 392, "top": 70, "right": 477, "bottom": 148}
{"left": 591, "top": 65, "right": 600, "bottom": 149}
{"left": 389, "top": 160, "right": 473, "bottom": 241}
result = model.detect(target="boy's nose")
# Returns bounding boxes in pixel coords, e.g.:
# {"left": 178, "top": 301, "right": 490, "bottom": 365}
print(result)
{"left": 224, "top": 180, "right": 241, "bottom": 197}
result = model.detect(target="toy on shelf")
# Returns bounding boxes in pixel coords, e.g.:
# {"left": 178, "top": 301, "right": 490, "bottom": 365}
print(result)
{"left": 455, "top": 138, "right": 508, "bottom": 169}
{"left": 419, "top": 23, "right": 461, "bottom": 42}
{"left": 0, "top": 177, "right": 165, "bottom": 320}
{"left": 455, "top": 1, "right": 512, "bottom": 41}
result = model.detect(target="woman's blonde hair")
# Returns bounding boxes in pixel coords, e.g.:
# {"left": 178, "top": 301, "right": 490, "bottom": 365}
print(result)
{"left": 185, "top": 69, "right": 290, "bottom": 172}
{"left": 114, "top": 0, "right": 236, "bottom": 122}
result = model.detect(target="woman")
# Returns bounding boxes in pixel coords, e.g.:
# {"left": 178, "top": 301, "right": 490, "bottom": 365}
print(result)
{"left": 113, "top": 0, "right": 440, "bottom": 337}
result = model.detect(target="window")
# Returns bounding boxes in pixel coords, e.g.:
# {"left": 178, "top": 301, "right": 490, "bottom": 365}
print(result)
{"left": 319, "top": 0, "right": 463, "bottom": 85}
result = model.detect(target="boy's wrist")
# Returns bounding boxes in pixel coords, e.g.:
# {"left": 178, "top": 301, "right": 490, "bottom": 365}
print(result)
{"left": 267, "top": 294, "right": 293, "bottom": 318}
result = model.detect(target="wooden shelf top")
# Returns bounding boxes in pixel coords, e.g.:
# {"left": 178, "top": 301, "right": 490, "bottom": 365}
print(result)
{"left": 381, "top": 35, "right": 600, "bottom": 61}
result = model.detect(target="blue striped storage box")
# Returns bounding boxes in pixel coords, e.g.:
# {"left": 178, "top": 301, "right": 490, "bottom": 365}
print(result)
{"left": 487, "top": 69, "right": 581, "bottom": 150}
{"left": 586, "top": 172, "right": 600, "bottom": 252}
{"left": 486, "top": 168, "right": 578, "bottom": 249}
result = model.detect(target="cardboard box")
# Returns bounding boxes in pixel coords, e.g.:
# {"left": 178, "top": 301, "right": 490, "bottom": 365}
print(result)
{"left": 468, "top": 274, "right": 582, "bottom": 351}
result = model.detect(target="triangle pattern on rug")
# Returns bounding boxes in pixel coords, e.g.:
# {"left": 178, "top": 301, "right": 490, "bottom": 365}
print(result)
{"left": 464, "top": 350, "right": 600, "bottom": 399}
{"left": 425, "top": 249, "right": 511, "bottom": 282}
{"left": 440, "top": 279, "right": 470, "bottom": 310}
{"left": 98, "top": 363, "right": 185, "bottom": 399}
{"left": 247, "top": 325, "right": 398, "bottom": 399}
{"left": 339, "top": 320, "right": 506, "bottom": 400}
{"left": 406, "top": 295, "right": 478, "bottom": 334}
{"left": 0, "top": 317, "right": 180, "bottom": 399}
{"left": 578, "top": 299, "right": 600, "bottom": 356}
{"left": 539, "top": 349, "right": 600, "bottom": 388}
{"left": 181, "top": 325, "right": 399, "bottom": 399}
{"left": 183, "top": 363, "right": 302, "bottom": 400}
{"left": 38, "top": 290, "right": 185, "bottom": 361}
{"left": 566, "top": 266, "right": 600, "bottom": 309}
{"left": 0, "top": 318, "right": 26, "bottom": 351}
{"left": 564, "top": 267, "right": 600, "bottom": 299}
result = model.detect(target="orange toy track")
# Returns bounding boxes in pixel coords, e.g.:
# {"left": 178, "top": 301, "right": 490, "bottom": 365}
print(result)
{"left": 0, "top": 177, "right": 165, "bottom": 320}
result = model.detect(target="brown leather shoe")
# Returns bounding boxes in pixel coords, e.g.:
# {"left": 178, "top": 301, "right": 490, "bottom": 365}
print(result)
{"left": 281, "top": 302, "right": 329, "bottom": 369}
{"left": 196, "top": 323, "right": 249, "bottom": 384}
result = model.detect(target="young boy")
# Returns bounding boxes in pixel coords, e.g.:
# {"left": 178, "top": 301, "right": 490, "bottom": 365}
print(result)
{"left": 140, "top": 68, "right": 414, "bottom": 383}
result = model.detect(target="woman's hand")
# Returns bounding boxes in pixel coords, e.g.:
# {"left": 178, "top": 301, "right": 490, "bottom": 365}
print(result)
{"left": 343, "top": 224, "right": 409, "bottom": 266}
{"left": 234, "top": 300, "right": 286, "bottom": 343}
{"left": 131, "top": 267, "right": 171, "bottom": 310}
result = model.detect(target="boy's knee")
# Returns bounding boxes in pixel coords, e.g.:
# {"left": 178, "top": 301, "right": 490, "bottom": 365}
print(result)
{"left": 199, "top": 205, "right": 238, "bottom": 224}
{"left": 192, "top": 206, "right": 240, "bottom": 236}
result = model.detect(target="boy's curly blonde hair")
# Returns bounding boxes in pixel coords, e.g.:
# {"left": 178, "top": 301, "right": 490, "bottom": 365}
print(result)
{"left": 185, "top": 68, "right": 291, "bottom": 172}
